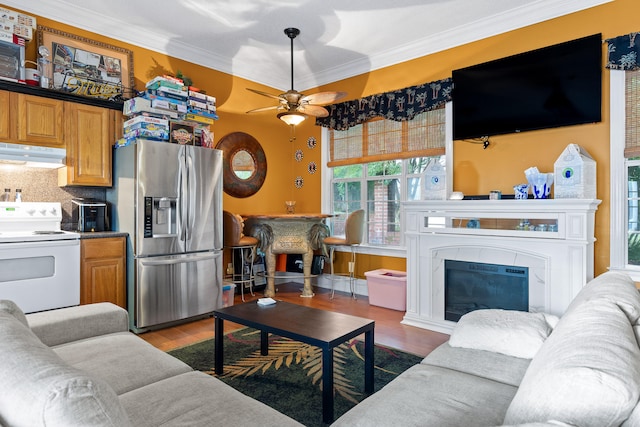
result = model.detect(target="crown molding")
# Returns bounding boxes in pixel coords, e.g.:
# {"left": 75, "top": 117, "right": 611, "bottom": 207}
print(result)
{"left": 294, "top": 0, "right": 613, "bottom": 90}
{"left": 6, "top": 0, "right": 612, "bottom": 91}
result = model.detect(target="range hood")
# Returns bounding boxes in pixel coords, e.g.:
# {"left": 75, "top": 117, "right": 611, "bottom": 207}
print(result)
{"left": 0, "top": 143, "right": 66, "bottom": 169}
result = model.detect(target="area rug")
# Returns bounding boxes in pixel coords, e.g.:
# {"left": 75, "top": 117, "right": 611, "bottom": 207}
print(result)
{"left": 169, "top": 327, "right": 423, "bottom": 426}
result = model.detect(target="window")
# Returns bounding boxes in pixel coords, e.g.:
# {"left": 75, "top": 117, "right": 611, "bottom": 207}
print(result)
{"left": 610, "top": 69, "right": 640, "bottom": 279}
{"left": 324, "top": 107, "right": 450, "bottom": 250}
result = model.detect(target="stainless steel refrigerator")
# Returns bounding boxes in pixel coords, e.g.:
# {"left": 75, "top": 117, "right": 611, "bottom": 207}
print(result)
{"left": 107, "top": 139, "right": 223, "bottom": 332}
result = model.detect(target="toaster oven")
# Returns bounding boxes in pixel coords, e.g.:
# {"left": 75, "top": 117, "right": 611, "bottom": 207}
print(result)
{"left": 0, "top": 36, "right": 24, "bottom": 83}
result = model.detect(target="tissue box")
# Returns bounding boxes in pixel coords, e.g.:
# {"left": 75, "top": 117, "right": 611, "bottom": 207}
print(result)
{"left": 554, "top": 144, "right": 596, "bottom": 199}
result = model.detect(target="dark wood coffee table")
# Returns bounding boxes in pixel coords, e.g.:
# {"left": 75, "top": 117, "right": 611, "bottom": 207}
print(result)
{"left": 214, "top": 301, "right": 375, "bottom": 424}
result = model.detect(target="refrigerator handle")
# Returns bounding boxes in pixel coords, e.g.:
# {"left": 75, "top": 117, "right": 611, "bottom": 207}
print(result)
{"left": 139, "top": 251, "right": 221, "bottom": 266}
{"left": 185, "top": 148, "right": 194, "bottom": 242}
{"left": 179, "top": 148, "right": 188, "bottom": 242}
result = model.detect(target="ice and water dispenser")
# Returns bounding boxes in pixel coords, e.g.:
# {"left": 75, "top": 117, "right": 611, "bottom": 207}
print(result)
{"left": 144, "top": 196, "right": 177, "bottom": 238}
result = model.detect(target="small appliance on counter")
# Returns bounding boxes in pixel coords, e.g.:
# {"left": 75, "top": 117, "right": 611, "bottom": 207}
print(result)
{"left": 72, "top": 198, "right": 109, "bottom": 232}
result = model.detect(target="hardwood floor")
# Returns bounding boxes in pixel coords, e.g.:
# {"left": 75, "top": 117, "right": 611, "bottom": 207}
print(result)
{"left": 139, "top": 282, "right": 450, "bottom": 357}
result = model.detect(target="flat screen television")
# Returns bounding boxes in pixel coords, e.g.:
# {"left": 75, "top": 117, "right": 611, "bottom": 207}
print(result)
{"left": 452, "top": 33, "right": 602, "bottom": 140}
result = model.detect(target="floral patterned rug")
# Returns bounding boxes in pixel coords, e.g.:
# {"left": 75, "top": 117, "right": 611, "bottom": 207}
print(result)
{"left": 169, "top": 327, "right": 423, "bottom": 426}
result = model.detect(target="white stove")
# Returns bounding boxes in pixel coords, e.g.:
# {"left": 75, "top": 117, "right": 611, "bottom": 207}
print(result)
{"left": 0, "top": 202, "right": 80, "bottom": 313}
{"left": 0, "top": 202, "right": 79, "bottom": 242}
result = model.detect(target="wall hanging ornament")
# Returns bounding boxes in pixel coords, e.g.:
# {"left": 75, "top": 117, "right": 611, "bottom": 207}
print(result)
{"left": 295, "top": 149, "right": 304, "bottom": 162}
{"left": 307, "top": 136, "right": 317, "bottom": 149}
{"left": 307, "top": 161, "right": 317, "bottom": 174}
{"left": 295, "top": 176, "right": 304, "bottom": 188}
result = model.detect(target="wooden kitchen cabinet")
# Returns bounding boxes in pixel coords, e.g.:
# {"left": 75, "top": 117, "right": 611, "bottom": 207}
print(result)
{"left": 59, "top": 102, "right": 115, "bottom": 186}
{"left": 1, "top": 85, "right": 122, "bottom": 187}
{"left": 15, "top": 93, "right": 65, "bottom": 147}
{"left": 0, "top": 90, "right": 11, "bottom": 141}
{"left": 0, "top": 90, "right": 65, "bottom": 147}
{"left": 80, "top": 237, "right": 126, "bottom": 308}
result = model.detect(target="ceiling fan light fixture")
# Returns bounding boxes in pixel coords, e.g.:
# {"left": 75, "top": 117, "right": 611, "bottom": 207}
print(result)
{"left": 246, "top": 27, "right": 346, "bottom": 123}
{"left": 278, "top": 111, "right": 306, "bottom": 126}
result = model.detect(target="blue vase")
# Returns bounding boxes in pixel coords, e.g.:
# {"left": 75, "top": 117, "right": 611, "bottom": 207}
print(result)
{"left": 514, "top": 184, "right": 529, "bottom": 200}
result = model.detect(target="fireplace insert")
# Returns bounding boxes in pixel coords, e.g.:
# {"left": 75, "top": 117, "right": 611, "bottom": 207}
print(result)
{"left": 444, "top": 260, "right": 528, "bottom": 322}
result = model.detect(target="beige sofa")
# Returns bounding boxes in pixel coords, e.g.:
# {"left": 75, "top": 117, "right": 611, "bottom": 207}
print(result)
{"left": 333, "top": 271, "right": 640, "bottom": 427}
{"left": 0, "top": 301, "right": 302, "bottom": 426}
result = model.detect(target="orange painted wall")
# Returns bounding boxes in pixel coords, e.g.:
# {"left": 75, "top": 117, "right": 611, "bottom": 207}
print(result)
{"left": 312, "top": 0, "right": 640, "bottom": 277}
{"left": 17, "top": 8, "right": 325, "bottom": 219}
{"left": 13, "top": 0, "right": 640, "bottom": 277}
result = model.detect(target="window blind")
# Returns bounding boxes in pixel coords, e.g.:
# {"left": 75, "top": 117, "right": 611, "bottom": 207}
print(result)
{"left": 328, "top": 108, "right": 446, "bottom": 167}
{"left": 626, "top": 69, "right": 640, "bottom": 158}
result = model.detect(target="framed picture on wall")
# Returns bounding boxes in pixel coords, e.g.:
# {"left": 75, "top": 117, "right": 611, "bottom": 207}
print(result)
{"left": 37, "top": 25, "right": 135, "bottom": 101}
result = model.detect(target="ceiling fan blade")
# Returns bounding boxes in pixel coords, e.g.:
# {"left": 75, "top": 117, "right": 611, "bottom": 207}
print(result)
{"left": 246, "top": 88, "right": 284, "bottom": 101}
{"left": 298, "top": 104, "right": 329, "bottom": 118}
{"left": 246, "top": 105, "right": 281, "bottom": 114}
{"left": 301, "top": 91, "right": 347, "bottom": 106}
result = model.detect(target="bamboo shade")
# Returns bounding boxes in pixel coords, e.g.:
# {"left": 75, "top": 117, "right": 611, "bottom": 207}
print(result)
{"left": 626, "top": 69, "right": 640, "bottom": 158}
{"left": 328, "top": 108, "right": 446, "bottom": 167}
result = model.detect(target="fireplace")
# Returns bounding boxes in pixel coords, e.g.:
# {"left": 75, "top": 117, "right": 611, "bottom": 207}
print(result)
{"left": 444, "top": 260, "right": 529, "bottom": 322}
{"left": 402, "top": 199, "right": 600, "bottom": 334}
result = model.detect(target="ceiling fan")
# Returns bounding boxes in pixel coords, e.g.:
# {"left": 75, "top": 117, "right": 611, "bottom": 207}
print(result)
{"left": 246, "top": 27, "right": 347, "bottom": 126}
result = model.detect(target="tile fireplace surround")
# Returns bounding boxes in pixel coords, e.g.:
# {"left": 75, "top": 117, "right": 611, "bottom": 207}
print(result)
{"left": 402, "top": 199, "right": 601, "bottom": 334}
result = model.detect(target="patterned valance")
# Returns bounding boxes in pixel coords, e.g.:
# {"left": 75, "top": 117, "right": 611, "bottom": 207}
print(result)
{"left": 606, "top": 32, "right": 640, "bottom": 70}
{"left": 315, "top": 78, "right": 452, "bottom": 131}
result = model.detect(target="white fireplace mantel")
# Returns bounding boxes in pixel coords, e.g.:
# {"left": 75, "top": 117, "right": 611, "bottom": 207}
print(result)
{"left": 402, "top": 199, "right": 601, "bottom": 334}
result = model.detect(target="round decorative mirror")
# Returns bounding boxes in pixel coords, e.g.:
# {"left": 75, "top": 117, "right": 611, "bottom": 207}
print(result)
{"left": 231, "top": 149, "right": 255, "bottom": 179}
{"left": 216, "top": 132, "right": 267, "bottom": 198}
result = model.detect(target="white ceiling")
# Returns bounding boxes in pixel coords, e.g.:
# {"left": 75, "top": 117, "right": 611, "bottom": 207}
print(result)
{"left": 8, "top": 0, "right": 610, "bottom": 92}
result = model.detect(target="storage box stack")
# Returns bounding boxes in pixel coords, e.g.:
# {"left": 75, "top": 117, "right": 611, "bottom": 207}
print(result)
{"left": 0, "top": 7, "right": 35, "bottom": 85}
{"left": 123, "top": 115, "right": 169, "bottom": 141}
{"left": 118, "top": 76, "right": 217, "bottom": 148}
{"left": 553, "top": 143, "right": 596, "bottom": 199}
{"left": 0, "top": 7, "right": 36, "bottom": 42}
{"left": 186, "top": 88, "right": 217, "bottom": 148}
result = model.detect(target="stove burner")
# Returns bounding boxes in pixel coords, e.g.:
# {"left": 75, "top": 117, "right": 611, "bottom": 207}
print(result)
{"left": 32, "top": 231, "right": 65, "bottom": 235}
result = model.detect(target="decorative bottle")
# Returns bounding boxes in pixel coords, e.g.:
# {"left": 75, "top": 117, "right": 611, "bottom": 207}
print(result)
{"left": 0, "top": 188, "right": 10, "bottom": 201}
{"left": 14, "top": 189, "right": 21, "bottom": 202}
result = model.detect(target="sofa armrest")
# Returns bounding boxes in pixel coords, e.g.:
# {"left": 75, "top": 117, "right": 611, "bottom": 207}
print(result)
{"left": 26, "top": 303, "right": 129, "bottom": 347}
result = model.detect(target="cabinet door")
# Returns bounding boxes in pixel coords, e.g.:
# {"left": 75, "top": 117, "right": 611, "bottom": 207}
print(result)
{"left": 0, "top": 90, "right": 13, "bottom": 141}
{"left": 62, "top": 103, "right": 113, "bottom": 186}
{"left": 16, "top": 93, "right": 64, "bottom": 147}
{"left": 80, "top": 237, "right": 126, "bottom": 308}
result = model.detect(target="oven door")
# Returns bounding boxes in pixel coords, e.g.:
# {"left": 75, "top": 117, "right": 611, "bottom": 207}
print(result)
{"left": 0, "top": 239, "right": 80, "bottom": 313}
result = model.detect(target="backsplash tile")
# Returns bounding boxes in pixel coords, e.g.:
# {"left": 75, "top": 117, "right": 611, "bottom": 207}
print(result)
{"left": 0, "top": 165, "right": 106, "bottom": 229}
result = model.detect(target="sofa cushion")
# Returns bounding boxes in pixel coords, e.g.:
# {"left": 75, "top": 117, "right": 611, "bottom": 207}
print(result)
{"left": 53, "top": 332, "right": 193, "bottom": 395}
{"left": 503, "top": 298, "right": 640, "bottom": 427}
{"left": 27, "top": 302, "right": 129, "bottom": 347}
{"left": 119, "top": 371, "right": 303, "bottom": 426}
{"left": 564, "top": 271, "right": 640, "bottom": 323}
{"left": 423, "top": 342, "right": 530, "bottom": 387}
{"left": 0, "top": 311, "right": 131, "bottom": 427}
{"left": 448, "top": 309, "right": 557, "bottom": 359}
{"left": 332, "top": 364, "right": 518, "bottom": 427}
{"left": 0, "top": 299, "right": 28, "bottom": 327}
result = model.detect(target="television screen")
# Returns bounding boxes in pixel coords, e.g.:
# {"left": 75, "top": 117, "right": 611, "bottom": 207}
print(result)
{"left": 452, "top": 34, "right": 602, "bottom": 140}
